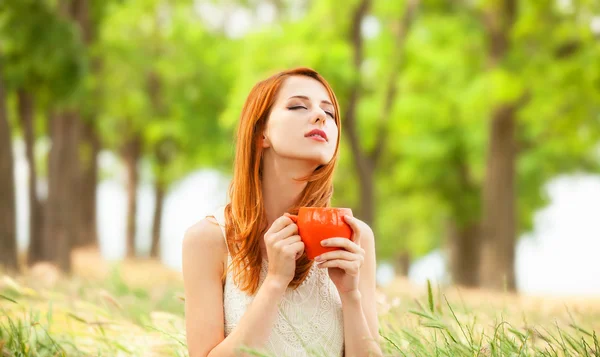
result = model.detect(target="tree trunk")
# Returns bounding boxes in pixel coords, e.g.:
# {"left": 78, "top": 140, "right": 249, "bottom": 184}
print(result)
{"left": 37, "top": 0, "right": 99, "bottom": 270}
{"left": 123, "top": 134, "right": 141, "bottom": 258}
{"left": 39, "top": 0, "right": 93, "bottom": 272}
{"left": 75, "top": 119, "right": 99, "bottom": 248}
{"left": 393, "top": 251, "right": 411, "bottom": 277}
{"left": 447, "top": 221, "right": 480, "bottom": 287}
{"left": 479, "top": 105, "right": 517, "bottom": 291}
{"left": 345, "top": 94, "right": 376, "bottom": 226}
{"left": 343, "top": 0, "right": 418, "bottom": 227}
{"left": 150, "top": 179, "right": 165, "bottom": 258}
{"left": 479, "top": 0, "right": 518, "bottom": 292}
{"left": 17, "top": 89, "right": 45, "bottom": 266}
{"left": 343, "top": 0, "right": 374, "bottom": 226}
{"left": 43, "top": 111, "right": 81, "bottom": 272}
{"left": 0, "top": 60, "right": 18, "bottom": 272}
{"left": 146, "top": 69, "right": 170, "bottom": 259}
{"left": 72, "top": 0, "right": 100, "bottom": 249}
{"left": 445, "top": 130, "right": 482, "bottom": 287}
{"left": 358, "top": 169, "right": 375, "bottom": 226}
{"left": 346, "top": 142, "right": 375, "bottom": 226}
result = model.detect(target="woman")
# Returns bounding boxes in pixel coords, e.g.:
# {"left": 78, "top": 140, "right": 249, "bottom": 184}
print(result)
{"left": 182, "top": 67, "right": 382, "bottom": 357}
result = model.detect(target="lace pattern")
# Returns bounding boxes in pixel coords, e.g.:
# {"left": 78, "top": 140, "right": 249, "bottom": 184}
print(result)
{"left": 211, "top": 207, "right": 344, "bottom": 357}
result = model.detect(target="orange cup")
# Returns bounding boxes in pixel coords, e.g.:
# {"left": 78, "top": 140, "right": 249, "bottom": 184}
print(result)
{"left": 288, "top": 207, "right": 353, "bottom": 260}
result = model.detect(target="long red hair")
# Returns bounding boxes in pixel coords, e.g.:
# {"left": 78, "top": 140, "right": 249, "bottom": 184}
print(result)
{"left": 223, "top": 67, "right": 342, "bottom": 294}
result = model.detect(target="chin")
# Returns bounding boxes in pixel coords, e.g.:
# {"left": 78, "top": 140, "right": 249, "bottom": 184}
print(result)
{"left": 300, "top": 153, "right": 333, "bottom": 167}
{"left": 282, "top": 148, "right": 334, "bottom": 166}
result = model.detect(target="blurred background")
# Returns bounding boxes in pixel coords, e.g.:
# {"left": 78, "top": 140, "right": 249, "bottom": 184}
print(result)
{"left": 1, "top": 0, "right": 599, "bottom": 297}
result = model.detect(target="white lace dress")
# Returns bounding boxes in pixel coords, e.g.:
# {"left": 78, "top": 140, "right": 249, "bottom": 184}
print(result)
{"left": 209, "top": 207, "right": 345, "bottom": 357}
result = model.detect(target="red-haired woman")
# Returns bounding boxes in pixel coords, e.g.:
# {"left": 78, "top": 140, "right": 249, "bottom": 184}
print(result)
{"left": 182, "top": 68, "right": 382, "bottom": 357}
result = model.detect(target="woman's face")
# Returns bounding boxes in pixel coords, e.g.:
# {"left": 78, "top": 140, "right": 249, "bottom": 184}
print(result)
{"left": 262, "top": 76, "right": 338, "bottom": 166}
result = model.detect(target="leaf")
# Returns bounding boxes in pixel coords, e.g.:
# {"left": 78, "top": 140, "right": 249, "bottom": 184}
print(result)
{"left": 0, "top": 294, "right": 17, "bottom": 304}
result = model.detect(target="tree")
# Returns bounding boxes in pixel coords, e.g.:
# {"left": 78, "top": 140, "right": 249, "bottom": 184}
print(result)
{"left": 17, "top": 89, "right": 44, "bottom": 266}
{"left": 477, "top": 0, "right": 600, "bottom": 291}
{"left": 477, "top": 0, "right": 521, "bottom": 292}
{"left": 42, "top": 0, "right": 108, "bottom": 271}
{"left": 388, "top": 4, "right": 489, "bottom": 286}
{"left": 0, "top": 57, "right": 18, "bottom": 272}
{"left": 0, "top": 0, "right": 85, "bottom": 270}
{"left": 199, "top": 0, "right": 600, "bottom": 287}
{"left": 100, "top": 0, "right": 235, "bottom": 257}
{"left": 337, "top": 0, "right": 420, "bottom": 227}
{"left": 75, "top": 0, "right": 108, "bottom": 249}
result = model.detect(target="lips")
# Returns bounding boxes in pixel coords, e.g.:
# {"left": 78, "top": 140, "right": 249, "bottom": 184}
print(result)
{"left": 304, "top": 129, "right": 328, "bottom": 142}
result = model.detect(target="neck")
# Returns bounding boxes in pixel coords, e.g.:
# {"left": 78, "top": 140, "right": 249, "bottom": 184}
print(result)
{"left": 261, "top": 151, "right": 316, "bottom": 226}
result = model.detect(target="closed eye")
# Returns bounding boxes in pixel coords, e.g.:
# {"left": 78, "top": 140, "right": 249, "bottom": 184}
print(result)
{"left": 288, "top": 106, "right": 334, "bottom": 119}
{"left": 288, "top": 106, "right": 307, "bottom": 111}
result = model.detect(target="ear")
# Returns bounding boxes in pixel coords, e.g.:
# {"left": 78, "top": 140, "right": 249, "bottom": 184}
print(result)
{"left": 261, "top": 132, "right": 271, "bottom": 148}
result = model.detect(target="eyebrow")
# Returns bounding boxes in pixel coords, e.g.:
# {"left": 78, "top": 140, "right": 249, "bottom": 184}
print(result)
{"left": 288, "top": 95, "right": 333, "bottom": 106}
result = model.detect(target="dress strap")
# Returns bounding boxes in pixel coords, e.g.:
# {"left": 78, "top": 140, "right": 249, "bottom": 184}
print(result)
{"left": 207, "top": 206, "right": 229, "bottom": 254}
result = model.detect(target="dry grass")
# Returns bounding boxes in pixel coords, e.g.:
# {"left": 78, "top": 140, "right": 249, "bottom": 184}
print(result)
{"left": 380, "top": 276, "right": 600, "bottom": 325}
{"left": 2, "top": 249, "right": 186, "bottom": 356}
{"left": 2, "top": 249, "right": 599, "bottom": 356}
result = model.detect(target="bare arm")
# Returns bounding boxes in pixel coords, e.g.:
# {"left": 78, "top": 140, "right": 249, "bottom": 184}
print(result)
{"left": 340, "top": 224, "right": 382, "bottom": 357}
{"left": 210, "top": 277, "right": 288, "bottom": 357}
{"left": 182, "top": 216, "right": 303, "bottom": 357}
{"left": 315, "top": 217, "right": 383, "bottom": 356}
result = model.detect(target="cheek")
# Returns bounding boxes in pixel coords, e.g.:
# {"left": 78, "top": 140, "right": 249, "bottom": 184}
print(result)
{"left": 328, "top": 125, "right": 339, "bottom": 144}
{"left": 266, "top": 114, "right": 300, "bottom": 147}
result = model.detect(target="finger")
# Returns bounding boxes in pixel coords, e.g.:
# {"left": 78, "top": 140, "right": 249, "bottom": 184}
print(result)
{"left": 266, "top": 222, "right": 297, "bottom": 246}
{"left": 315, "top": 250, "right": 361, "bottom": 263}
{"left": 321, "top": 238, "right": 364, "bottom": 254}
{"left": 317, "top": 259, "right": 361, "bottom": 275}
{"left": 283, "top": 212, "right": 298, "bottom": 223}
{"left": 276, "top": 235, "right": 301, "bottom": 247}
{"left": 273, "top": 222, "right": 298, "bottom": 240}
{"left": 266, "top": 215, "right": 294, "bottom": 235}
{"left": 283, "top": 241, "right": 305, "bottom": 258}
{"left": 342, "top": 215, "right": 362, "bottom": 243}
{"left": 294, "top": 241, "right": 305, "bottom": 260}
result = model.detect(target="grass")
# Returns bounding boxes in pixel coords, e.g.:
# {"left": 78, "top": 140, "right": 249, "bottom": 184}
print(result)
{"left": 1, "top": 249, "right": 599, "bottom": 356}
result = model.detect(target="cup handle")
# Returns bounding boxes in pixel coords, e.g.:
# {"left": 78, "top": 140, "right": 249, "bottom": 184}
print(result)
{"left": 286, "top": 214, "right": 298, "bottom": 223}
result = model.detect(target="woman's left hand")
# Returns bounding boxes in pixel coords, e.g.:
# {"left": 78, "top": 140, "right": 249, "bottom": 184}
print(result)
{"left": 314, "top": 215, "right": 368, "bottom": 295}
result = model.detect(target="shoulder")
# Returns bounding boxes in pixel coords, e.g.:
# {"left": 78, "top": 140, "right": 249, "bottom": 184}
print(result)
{"left": 182, "top": 218, "right": 227, "bottom": 273}
{"left": 183, "top": 218, "right": 225, "bottom": 250}
{"left": 356, "top": 219, "right": 375, "bottom": 250}
{"left": 181, "top": 219, "right": 228, "bottom": 356}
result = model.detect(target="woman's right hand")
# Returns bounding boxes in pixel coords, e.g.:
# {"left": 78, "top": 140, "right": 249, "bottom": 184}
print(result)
{"left": 264, "top": 214, "right": 304, "bottom": 286}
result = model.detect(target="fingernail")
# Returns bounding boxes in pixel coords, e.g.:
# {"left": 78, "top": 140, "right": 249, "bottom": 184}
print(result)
{"left": 321, "top": 241, "right": 328, "bottom": 246}
{"left": 315, "top": 255, "right": 323, "bottom": 261}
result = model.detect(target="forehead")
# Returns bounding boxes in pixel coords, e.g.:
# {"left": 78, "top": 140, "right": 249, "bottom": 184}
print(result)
{"left": 277, "top": 76, "right": 332, "bottom": 104}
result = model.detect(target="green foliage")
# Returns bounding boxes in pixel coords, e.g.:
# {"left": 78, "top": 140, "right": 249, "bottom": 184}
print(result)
{"left": 371, "top": 0, "right": 600, "bottom": 258}
{"left": 3, "top": 0, "right": 600, "bottom": 265}
{"left": 0, "top": 0, "right": 85, "bottom": 104}
{"left": 98, "top": 0, "right": 599, "bottom": 263}
{"left": 99, "top": 0, "right": 235, "bottom": 187}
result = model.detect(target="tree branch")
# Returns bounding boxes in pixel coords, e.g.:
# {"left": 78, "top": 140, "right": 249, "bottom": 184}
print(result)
{"left": 342, "top": 0, "right": 372, "bottom": 180}
{"left": 370, "top": 0, "right": 420, "bottom": 165}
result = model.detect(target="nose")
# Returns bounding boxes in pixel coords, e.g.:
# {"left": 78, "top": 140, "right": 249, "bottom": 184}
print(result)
{"left": 312, "top": 109, "right": 327, "bottom": 126}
